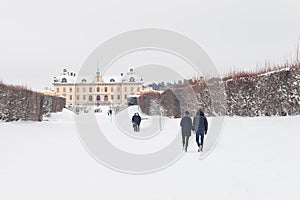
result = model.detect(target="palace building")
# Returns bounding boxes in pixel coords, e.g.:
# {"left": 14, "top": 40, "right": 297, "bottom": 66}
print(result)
{"left": 52, "top": 68, "right": 143, "bottom": 106}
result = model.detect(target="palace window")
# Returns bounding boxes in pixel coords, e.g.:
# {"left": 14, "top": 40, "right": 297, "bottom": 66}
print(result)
{"left": 124, "top": 87, "right": 127, "bottom": 92}
{"left": 63, "top": 88, "right": 66, "bottom": 93}
{"left": 111, "top": 95, "right": 114, "bottom": 100}
{"left": 76, "top": 87, "right": 80, "bottom": 93}
{"left": 97, "top": 87, "right": 100, "bottom": 92}
{"left": 104, "top": 95, "right": 108, "bottom": 101}
{"left": 70, "top": 95, "right": 72, "bottom": 100}
{"left": 83, "top": 87, "right": 86, "bottom": 93}
{"left": 89, "top": 95, "right": 93, "bottom": 101}
{"left": 89, "top": 87, "right": 93, "bottom": 93}
{"left": 129, "top": 77, "right": 135, "bottom": 82}
{"left": 111, "top": 87, "right": 114, "bottom": 92}
{"left": 69, "top": 88, "right": 72, "bottom": 92}
{"left": 77, "top": 95, "right": 80, "bottom": 100}
{"left": 83, "top": 95, "right": 86, "bottom": 100}
{"left": 130, "top": 87, "right": 134, "bottom": 92}
{"left": 61, "top": 78, "right": 67, "bottom": 83}
{"left": 104, "top": 87, "right": 108, "bottom": 92}
{"left": 56, "top": 88, "right": 59, "bottom": 92}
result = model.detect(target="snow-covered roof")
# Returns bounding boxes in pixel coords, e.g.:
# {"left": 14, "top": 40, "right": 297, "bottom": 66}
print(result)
{"left": 42, "top": 89, "right": 54, "bottom": 93}
{"left": 102, "top": 75, "right": 122, "bottom": 83}
{"left": 75, "top": 75, "right": 94, "bottom": 84}
{"left": 121, "top": 73, "right": 143, "bottom": 83}
{"left": 53, "top": 69, "right": 77, "bottom": 84}
{"left": 53, "top": 68, "right": 143, "bottom": 84}
{"left": 53, "top": 75, "right": 76, "bottom": 84}
{"left": 140, "top": 86, "right": 164, "bottom": 94}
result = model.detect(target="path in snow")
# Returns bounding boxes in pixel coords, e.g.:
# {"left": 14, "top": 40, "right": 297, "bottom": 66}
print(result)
{"left": 0, "top": 108, "right": 300, "bottom": 200}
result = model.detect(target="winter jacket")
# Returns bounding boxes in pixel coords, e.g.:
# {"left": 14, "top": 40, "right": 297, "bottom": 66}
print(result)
{"left": 180, "top": 116, "right": 193, "bottom": 136}
{"left": 193, "top": 110, "right": 208, "bottom": 133}
{"left": 132, "top": 115, "right": 141, "bottom": 125}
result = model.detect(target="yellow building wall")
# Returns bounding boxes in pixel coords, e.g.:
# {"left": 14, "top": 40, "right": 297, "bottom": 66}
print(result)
{"left": 53, "top": 83, "right": 142, "bottom": 106}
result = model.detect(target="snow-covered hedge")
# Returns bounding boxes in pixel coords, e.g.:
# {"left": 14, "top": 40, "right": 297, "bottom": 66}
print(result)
{"left": 225, "top": 66, "right": 300, "bottom": 116}
{"left": 139, "top": 65, "right": 300, "bottom": 117}
{"left": 0, "top": 83, "right": 65, "bottom": 122}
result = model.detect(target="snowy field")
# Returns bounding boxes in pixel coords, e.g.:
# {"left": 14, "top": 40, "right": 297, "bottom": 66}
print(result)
{"left": 0, "top": 107, "right": 300, "bottom": 200}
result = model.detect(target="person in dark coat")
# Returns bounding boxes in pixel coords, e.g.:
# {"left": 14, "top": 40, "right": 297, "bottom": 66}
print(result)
{"left": 132, "top": 112, "right": 142, "bottom": 132}
{"left": 193, "top": 109, "right": 208, "bottom": 152}
{"left": 180, "top": 111, "right": 193, "bottom": 152}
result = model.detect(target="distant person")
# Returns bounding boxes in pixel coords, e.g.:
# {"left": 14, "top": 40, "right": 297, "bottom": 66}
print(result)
{"left": 107, "top": 109, "right": 112, "bottom": 116}
{"left": 180, "top": 111, "right": 193, "bottom": 152}
{"left": 193, "top": 109, "right": 208, "bottom": 152}
{"left": 132, "top": 112, "right": 141, "bottom": 132}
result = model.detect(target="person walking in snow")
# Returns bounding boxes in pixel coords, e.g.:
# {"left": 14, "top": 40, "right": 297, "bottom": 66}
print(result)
{"left": 132, "top": 112, "right": 141, "bottom": 132}
{"left": 193, "top": 109, "right": 208, "bottom": 152}
{"left": 107, "top": 109, "right": 112, "bottom": 116}
{"left": 180, "top": 111, "right": 194, "bottom": 152}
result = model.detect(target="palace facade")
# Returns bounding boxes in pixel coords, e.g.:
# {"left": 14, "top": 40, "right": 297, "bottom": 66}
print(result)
{"left": 52, "top": 68, "right": 143, "bottom": 106}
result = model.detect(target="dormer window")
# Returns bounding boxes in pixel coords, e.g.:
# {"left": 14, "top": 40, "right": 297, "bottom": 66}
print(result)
{"left": 82, "top": 79, "right": 87, "bottom": 83}
{"left": 61, "top": 78, "right": 67, "bottom": 83}
{"left": 129, "top": 77, "right": 135, "bottom": 82}
{"left": 110, "top": 79, "right": 115, "bottom": 82}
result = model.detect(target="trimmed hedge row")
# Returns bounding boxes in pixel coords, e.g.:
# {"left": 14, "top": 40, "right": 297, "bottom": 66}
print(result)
{"left": 0, "top": 83, "right": 64, "bottom": 122}
{"left": 139, "top": 66, "right": 300, "bottom": 117}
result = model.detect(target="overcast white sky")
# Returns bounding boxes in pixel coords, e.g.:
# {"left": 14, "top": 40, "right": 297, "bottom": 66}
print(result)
{"left": 1, "top": 0, "right": 300, "bottom": 91}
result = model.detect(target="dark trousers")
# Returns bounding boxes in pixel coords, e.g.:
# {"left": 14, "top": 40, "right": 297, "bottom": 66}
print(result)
{"left": 182, "top": 135, "right": 190, "bottom": 150}
{"left": 196, "top": 130, "right": 204, "bottom": 147}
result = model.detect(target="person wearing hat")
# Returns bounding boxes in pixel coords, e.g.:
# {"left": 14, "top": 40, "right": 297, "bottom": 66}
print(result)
{"left": 180, "top": 111, "right": 194, "bottom": 152}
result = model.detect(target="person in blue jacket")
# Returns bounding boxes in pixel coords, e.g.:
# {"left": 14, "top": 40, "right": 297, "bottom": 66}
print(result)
{"left": 193, "top": 109, "right": 208, "bottom": 152}
{"left": 132, "top": 112, "right": 141, "bottom": 132}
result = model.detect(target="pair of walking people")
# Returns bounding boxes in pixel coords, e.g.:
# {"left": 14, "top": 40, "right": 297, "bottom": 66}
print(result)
{"left": 180, "top": 109, "right": 208, "bottom": 152}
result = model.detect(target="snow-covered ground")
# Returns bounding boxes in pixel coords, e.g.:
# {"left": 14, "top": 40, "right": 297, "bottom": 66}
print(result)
{"left": 0, "top": 107, "right": 300, "bottom": 200}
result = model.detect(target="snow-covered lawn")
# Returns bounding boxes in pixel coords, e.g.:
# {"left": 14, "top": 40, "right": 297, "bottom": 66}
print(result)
{"left": 0, "top": 108, "right": 299, "bottom": 200}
